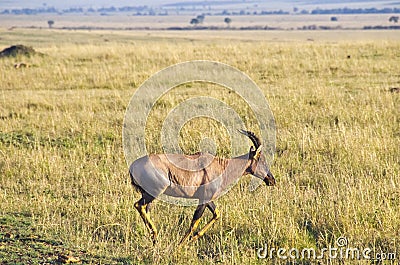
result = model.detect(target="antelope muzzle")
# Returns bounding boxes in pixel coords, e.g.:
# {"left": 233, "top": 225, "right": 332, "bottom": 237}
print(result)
{"left": 264, "top": 171, "right": 276, "bottom": 186}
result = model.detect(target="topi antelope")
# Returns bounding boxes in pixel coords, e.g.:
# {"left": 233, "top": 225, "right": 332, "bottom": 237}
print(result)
{"left": 129, "top": 129, "right": 275, "bottom": 245}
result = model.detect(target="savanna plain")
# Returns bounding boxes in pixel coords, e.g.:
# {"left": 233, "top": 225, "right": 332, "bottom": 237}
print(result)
{"left": 0, "top": 28, "right": 399, "bottom": 264}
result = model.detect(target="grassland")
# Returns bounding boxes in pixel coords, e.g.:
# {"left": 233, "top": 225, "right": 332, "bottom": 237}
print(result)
{"left": 0, "top": 28, "right": 399, "bottom": 264}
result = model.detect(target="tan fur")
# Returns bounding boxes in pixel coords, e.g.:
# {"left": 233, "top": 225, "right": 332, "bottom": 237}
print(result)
{"left": 147, "top": 153, "right": 250, "bottom": 200}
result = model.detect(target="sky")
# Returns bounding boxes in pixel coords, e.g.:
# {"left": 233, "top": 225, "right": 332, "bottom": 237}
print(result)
{"left": 0, "top": 0, "right": 397, "bottom": 10}
{"left": 2, "top": 0, "right": 149, "bottom": 9}
{"left": 2, "top": 0, "right": 181, "bottom": 9}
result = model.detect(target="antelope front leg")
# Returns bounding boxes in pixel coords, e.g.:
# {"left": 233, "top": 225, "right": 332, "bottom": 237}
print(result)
{"left": 191, "top": 202, "right": 220, "bottom": 242}
{"left": 178, "top": 204, "right": 206, "bottom": 246}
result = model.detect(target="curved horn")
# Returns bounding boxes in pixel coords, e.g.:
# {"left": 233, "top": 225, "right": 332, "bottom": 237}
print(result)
{"left": 238, "top": 129, "right": 261, "bottom": 149}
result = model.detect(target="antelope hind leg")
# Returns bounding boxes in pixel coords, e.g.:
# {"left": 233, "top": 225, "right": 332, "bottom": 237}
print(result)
{"left": 135, "top": 198, "right": 158, "bottom": 244}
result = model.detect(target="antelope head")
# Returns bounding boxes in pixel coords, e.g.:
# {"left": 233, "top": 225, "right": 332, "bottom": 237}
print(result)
{"left": 239, "top": 129, "right": 276, "bottom": 186}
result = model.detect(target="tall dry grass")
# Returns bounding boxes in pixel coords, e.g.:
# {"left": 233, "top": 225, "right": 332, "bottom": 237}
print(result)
{"left": 0, "top": 29, "right": 399, "bottom": 264}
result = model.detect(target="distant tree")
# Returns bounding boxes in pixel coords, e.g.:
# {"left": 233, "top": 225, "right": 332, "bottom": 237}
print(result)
{"left": 47, "top": 20, "right": 54, "bottom": 28}
{"left": 224, "top": 17, "right": 232, "bottom": 27}
{"left": 389, "top": 16, "right": 399, "bottom": 23}
{"left": 190, "top": 18, "right": 200, "bottom": 26}
{"left": 196, "top": 14, "right": 205, "bottom": 23}
{"left": 293, "top": 7, "right": 299, "bottom": 13}
{"left": 331, "top": 16, "right": 338, "bottom": 21}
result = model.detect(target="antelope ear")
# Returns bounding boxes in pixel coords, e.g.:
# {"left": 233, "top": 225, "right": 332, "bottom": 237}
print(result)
{"left": 254, "top": 145, "right": 263, "bottom": 160}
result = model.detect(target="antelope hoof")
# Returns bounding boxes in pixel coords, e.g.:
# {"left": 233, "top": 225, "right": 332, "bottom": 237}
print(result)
{"left": 190, "top": 232, "right": 202, "bottom": 242}
{"left": 152, "top": 233, "right": 157, "bottom": 245}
